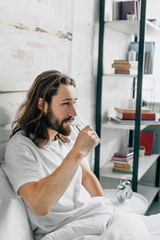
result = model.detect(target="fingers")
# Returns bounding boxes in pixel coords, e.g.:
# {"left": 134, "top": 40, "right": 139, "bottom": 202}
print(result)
{"left": 82, "top": 125, "right": 101, "bottom": 144}
{"left": 82, "top": 125, "right": 94, "bottom": 132}
{"left": 82, "top": 125, "right": 92, "bottom": 132}
{"left": 74, "top": 125, "right": 101, "bottom": 158}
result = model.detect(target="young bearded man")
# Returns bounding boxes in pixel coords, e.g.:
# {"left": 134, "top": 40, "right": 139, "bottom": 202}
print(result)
{"left": 3, "top": 70, "right": 114, "bottom": 239}
{"left": 3, "top": 70, "right": 160, "bottom": 240}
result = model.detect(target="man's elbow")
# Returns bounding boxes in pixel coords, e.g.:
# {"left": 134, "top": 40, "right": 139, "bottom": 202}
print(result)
{"left": 30, "top": 203, "right": 51, "bottom": 216}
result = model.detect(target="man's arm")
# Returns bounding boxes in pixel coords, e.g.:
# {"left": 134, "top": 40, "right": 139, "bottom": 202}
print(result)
{"left": 18, "top": 125, "right": 101, "bottom": 216}
{"left": 81, "top": 161, "right": 104, "bottom": 197}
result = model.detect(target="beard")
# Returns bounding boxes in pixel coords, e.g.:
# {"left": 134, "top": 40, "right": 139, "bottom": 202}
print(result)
{"left": 44, "top": 105, "right": 72, "bottom": 136}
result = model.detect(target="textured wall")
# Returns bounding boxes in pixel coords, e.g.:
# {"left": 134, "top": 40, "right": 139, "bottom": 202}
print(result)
{"left": 0, "top": 0, "right": 74, "bottom": 91}
{"left": 0, "top": 0, "right": 98, "bottom": 165}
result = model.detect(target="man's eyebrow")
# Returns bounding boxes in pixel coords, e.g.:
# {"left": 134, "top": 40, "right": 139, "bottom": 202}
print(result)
{"left": 61, "top": 98, "right": 78, "bottom": 102}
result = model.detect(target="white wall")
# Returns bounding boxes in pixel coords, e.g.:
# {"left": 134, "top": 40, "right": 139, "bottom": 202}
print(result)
{"left": 0, "top": 0, "right": 74, "bottom": 91}
{"left": 0, "top": 0, "right": 98, "bottom": 166}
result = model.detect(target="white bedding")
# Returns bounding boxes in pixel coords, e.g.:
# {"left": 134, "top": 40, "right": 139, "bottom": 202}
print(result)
{"left": 1, "top": 165, "right": 159, "bottom": 240}
{"left": 41, "top": 206, "right": 160, "bottom": 240}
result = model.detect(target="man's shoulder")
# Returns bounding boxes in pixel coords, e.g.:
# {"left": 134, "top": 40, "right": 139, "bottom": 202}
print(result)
{"left": 7, "top": 131, "right": 35, "bottom": 149}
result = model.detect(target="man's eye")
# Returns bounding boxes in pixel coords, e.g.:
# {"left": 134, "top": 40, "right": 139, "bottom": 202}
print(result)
{"left": 63, "top": 102, "right": 69, "bottom": 105}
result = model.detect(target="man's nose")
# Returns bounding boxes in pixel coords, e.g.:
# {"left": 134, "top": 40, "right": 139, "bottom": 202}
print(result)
{"left": 69, "top": 105, "right": 77, "bottom": 117}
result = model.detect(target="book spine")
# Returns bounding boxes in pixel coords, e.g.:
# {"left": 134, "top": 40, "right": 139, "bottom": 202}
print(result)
{"left": 115, "top": 69, "right": 130, "bottom": 74}
{"left": 114, "top": 163, "right": 131, "bottom": 168}
{"left": 112, "top": 63, "right": 130, "bottom": 68}
{"left": 112, "top": 160, "right": 133, "bottom": 165}
{"left": 114, "top": 60, "right": 129, "bottom": 64}
{"left": 140, "top": 132, "right": 156, "bottom": 155}
{"left": 112, "top": 168, "right": 132, "bottom": 174}
{"left": 114, "top": 107, "right": 151, "bottom": 113}
{"left": 117, "top": 112, "right": 156, "bottom": 120}
{"left": 114, "top": 153, "right": 133, "bottom": 157}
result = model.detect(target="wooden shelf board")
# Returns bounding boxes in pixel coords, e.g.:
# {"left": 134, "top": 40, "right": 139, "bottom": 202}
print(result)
{"left": 100, "top": 154, "right": 159, "bottom": 181}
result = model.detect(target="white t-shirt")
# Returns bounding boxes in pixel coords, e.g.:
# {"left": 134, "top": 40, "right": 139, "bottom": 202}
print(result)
{"left": 3, "top": 131, "right": 93, "bottom": 238}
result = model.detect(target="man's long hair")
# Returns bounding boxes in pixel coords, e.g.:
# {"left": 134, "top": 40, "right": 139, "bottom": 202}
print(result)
{"left": 12, "top": 70, "right": 76, "bottom": 147}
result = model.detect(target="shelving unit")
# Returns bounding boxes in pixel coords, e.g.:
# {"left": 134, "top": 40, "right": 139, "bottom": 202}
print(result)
{"left": 94, "top": 0, "right": 160, "bottom": 207}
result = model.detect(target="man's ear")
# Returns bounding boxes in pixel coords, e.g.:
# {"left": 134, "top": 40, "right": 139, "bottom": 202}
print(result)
{"left": 37, "top": 97, "right": 46, "bottom": 112}
{"left": 38, "top": 97, "right": 48, "bottom": 113}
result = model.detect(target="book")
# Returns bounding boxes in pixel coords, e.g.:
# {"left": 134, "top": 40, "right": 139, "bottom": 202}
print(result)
{"left": 119, "top": 0, "right": 139, "bottom": 20}
{"left": 112, "top": 63, "right": 130, "bottom": 68}
{"left": 115, "top": 69, "right": 130, "bottom": 74}
{"left": 144, "top": 52, "right": 152, "bottom": 74}
{"left": 112, "top": 168, "right": 132, "bottom": 174}
{"left": 115, "top": 69, "right": 138, "bottom": 75}
{"left": 114, "top": 67, "right": 137, "bottom": 71}
{"left": 116, "top": 111, "right": 156, "bottom": 120}
{"left": 114, "top": 149, "right": 134, "bottom": 157}
{"left": 129, "top": 42, "right": 155, "bottom": 74}
{"left": 114, "top": 60, "right": 129, "bottom": 64}
{"left": 111, "top": 155, "right": 133, "bottom": 161}
{"left": 112, "top": 63, "right": 137, "bottom": 69}
{"left": 136, "top": 0, "right": 140, "bottom": 20}
{"left": 146, "top": 52, "right": 152, "bottom": 74}
{"left": 114, "top": 60, "right": 138, "bottom": 65}
{"left": 152, "top": 135, "right": 157, "bottom": 154}
{"left": 111, "top": 117, "right": 158, "bottom": 125}
{"left": 112, "top": 158, "right": 133, "bottom": 165}
{"left": 114, "top": 163, "right": 132, "bottom": 169}
{"left": 115, "top": 67, "right": 131, "bottom": 71}
{"left": 114, "top": 107, "right": 151, "bottom": 113}
{"left": 140, "top": 132, "right": 156, "bottom": 155}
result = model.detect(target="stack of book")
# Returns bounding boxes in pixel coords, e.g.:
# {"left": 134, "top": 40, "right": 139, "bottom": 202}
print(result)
{"left": 112, "top": 149, "right": 134, "bottom": 174}
{"left": 111, "top": 107, "right": 158, "bottom": 125}
{"left": 112, "top": 60, "right": 138, "bottom": 75}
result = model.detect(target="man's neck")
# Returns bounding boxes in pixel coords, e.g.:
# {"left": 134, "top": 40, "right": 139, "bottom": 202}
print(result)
{"left": 48, "top": 128, "right": 58, "bottom": 141}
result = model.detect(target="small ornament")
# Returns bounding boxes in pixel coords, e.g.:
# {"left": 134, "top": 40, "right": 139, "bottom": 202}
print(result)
{"left": 117, "top": 177, "right": 133, "bottom": 203}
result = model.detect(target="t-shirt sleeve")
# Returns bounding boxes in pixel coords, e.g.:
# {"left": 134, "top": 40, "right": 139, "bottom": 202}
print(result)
{"left": 3, "top": 141, "right": 42, "bottom": 197}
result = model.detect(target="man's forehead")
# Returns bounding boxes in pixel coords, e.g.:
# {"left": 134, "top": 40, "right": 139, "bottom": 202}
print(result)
{"left": 54, "top": 84, "right": 77, "bottom": 101}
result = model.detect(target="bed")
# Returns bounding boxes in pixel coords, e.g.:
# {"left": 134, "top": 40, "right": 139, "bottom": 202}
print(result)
{"left": 0, "top": 164, "right": 160, "bottom": 240}
{"left": 0, "top": 166, "right": 34, "bottom": 240}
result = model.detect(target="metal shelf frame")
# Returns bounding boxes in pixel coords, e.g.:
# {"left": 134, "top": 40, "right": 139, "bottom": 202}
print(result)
{"left": 94, "top": 0, "right": 149, "bottom": 192}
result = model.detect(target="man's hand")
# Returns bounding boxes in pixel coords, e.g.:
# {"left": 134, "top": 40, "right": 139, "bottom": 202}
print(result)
{"left": 73, "top": 125, "right": 101, "bottom": 157}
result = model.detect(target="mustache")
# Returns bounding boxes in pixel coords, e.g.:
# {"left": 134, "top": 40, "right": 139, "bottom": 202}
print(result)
{"left": 62, "top": 117, "right": 74, "bottom": 123}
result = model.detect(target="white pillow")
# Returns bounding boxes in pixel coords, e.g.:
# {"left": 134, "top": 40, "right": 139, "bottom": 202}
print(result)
{"left": 0, "top": 166, "right": 34, "bottom": 240}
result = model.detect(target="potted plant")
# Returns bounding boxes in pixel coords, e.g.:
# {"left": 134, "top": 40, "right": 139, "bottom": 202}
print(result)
{"left": 127, "top": 11, "right": 135, "bottom": 21}
{"left": 142, "top": 99, "right": 148, "bottom": 107}
{"left": 139, "top": 146, "right": 146, "bottom": 156}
